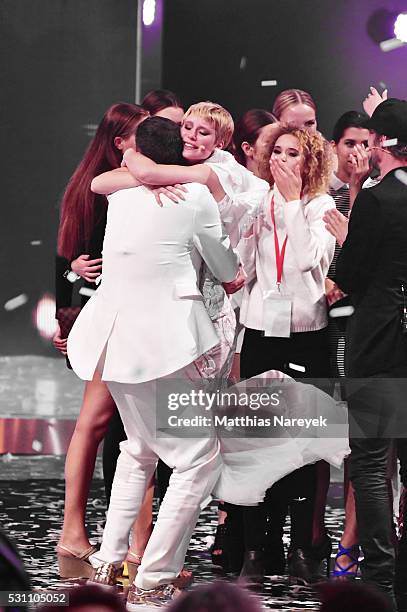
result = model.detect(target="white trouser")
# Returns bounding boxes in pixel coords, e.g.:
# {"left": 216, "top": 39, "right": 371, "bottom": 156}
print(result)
{"left": 89, "top": 361, "right": 222, "bottom": 590}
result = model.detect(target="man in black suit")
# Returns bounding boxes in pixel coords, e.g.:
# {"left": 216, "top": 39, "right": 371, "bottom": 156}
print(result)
{"left": 336, "top": 99, "right": 407, "bottom": 611}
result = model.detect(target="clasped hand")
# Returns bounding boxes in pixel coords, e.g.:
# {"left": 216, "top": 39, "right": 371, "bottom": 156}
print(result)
{"left": 71, "top": 254, "right": 103, "bottom": 283}
{"left": 222, "top": 265, "right": 246, "bottom": 295}
{"left": 149, "top": 184, "right": 188, "bottom": 206}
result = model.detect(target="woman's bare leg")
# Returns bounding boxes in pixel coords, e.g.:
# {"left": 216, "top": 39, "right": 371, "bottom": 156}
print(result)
{"left": 59, "top": 373, "right": 116, "bottom": 552}
{"left": 333, "top": 461, "right": 359, "bottom": 578}
{"left": 59, "top": 370, "right": 155, "bottom": 560}
{"left": 127, "top": 477, "right": 154, "bottom": 559}
{"left": 340, "top": 480, "right": 359, "bottom": 547}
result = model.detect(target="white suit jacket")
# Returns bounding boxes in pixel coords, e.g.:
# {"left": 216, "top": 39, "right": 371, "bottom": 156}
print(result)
{"left": 67, "top": 183, "right": 239, "bottom": 383}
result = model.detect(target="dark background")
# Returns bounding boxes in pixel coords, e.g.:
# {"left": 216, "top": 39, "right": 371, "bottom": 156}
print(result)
{"left": 1, "top": 0, "right": 406, "bottom": 355}
{"left": 162, "top": 0, "right": 407, "bottom": 133}
{"left": 0, "top": 0, "right": 139, "bottom": 353}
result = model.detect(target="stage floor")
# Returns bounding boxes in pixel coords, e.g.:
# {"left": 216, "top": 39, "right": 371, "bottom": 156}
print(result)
{"left": 0, "top": 461, "right": 345, "bottom": 611}
{"left": 0, "top": 356, "right": 346, "bottom": 609}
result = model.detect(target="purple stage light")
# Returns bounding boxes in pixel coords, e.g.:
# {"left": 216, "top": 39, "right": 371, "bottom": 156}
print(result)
{"left": 143, "top": 0, "right": 156, "bottom": 26}
{"left": 394, "top": 13, "right": 407, "bottom": 42}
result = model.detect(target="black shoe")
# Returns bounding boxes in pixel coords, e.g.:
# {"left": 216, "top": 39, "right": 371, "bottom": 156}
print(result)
{"left": 239, "top": 550, "right": 265, "bottom": 586}
{"left": 288, "top": 537, "right": 332, "bottom": 585}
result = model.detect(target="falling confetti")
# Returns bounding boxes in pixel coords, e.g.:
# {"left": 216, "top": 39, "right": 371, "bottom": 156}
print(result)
{"left": 395, "top": 169, "right": 407, "bottom": 186}
{"left": 82, "top": 123, "right": 98, "bottom": 137}
{"left": 380, "top": 38, "right": 406, "bottom": 52}
{"left": 4, "top": 294, "right": 28, "bottom": 311}
{"left": 261, "top": 80, "right": 278, "bottom": 87}
{"left": 79, "top": 287, "right": 96, "bottom": 297}
{"left": 30, "top": 240, "right": 42, "bottom": 246}
{"left": 288, "top": 363, "right": 306, "bottom": 373}
{"left": 329, "top": 305, "right": 355, "bottom": 318}
{"left": 32, "top": 440, "right": 43, "bottom": 452}
{"left": 383, "top": 138, "right": 398, "bottom": 147}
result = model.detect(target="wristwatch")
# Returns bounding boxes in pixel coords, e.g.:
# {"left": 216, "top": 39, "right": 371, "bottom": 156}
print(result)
{"left": 63, "top": 269, "right": 81, "bottom": 283}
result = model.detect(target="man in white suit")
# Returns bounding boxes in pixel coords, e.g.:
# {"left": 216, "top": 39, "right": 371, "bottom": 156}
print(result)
{"left": 67, "top": 117, "right": 239, "bottom": 607}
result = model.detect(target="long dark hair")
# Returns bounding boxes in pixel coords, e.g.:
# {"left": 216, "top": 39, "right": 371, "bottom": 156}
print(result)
{"left": 142, "top": 89, "right": 183, "bottom": 115}
{"left": 233, "top": 108, "right": 277, "bottom": 165}
{"left": 57, "top": 103, "right": 148, "bottom": 261}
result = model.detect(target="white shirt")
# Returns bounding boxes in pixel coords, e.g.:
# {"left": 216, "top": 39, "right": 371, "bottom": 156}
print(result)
{"left": 207, "top": 149, "right": 269, "bottom": 248}
{"left": 329, "top": 172, "right": 349, "bottom": 192}
{"left": 239, "top": 186, "right": 336, "bottom": 333}
{"left": 196, "top": 149, "right": 270, "bottom": 321}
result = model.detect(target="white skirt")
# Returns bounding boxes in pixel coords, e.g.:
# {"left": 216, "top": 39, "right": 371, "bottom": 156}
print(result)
{"left": 213, "top": 370, "right": 350, "bottom": 506}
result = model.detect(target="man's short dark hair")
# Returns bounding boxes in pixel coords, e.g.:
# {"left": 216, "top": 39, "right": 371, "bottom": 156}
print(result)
{"left": 136, "top": 116, "right": 185, "bottom": 165}
{"left": 332, "top": 111, "right": 369, "bottom": 144}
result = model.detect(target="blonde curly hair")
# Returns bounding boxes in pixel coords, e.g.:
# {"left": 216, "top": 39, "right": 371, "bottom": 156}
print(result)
{"left": 258, "top": 124, "right": 333, "bottom": 199}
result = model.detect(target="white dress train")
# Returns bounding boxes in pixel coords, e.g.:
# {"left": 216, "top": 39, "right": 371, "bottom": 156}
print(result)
{"left": 213, "top": 370, "right": 350, "bottom": 505}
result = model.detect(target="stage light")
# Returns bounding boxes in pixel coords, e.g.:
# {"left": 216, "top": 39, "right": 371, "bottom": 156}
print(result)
{"left": 143, "top": 0, "right": 156, "bottom": 26}
{"left": 368, "top": 8, "right": 407, "bottom": 52}
{"left": 394, "top": 13, "right": 407, "bottom": 42}
{"left": 34, "top": 293, "right": 58, "bottom": 340}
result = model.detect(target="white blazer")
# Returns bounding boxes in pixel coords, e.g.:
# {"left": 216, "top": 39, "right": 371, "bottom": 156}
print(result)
{"left": 67, "top": 183, "right": 239, "bottom": 383}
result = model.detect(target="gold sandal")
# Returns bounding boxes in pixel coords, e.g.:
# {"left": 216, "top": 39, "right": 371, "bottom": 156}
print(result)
{"left": 88, "top": 561, "right": 119, "bottom": 586}
{"left": 56, "top": 544, "right": 98, "bottom": 579}
{"left": 126, "top": 552, "right": 193, "bottom": 588}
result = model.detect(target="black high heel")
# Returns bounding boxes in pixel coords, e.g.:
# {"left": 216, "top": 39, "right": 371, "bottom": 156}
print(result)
{"left": 288, "top": 535, "right": 332, "bottom": 585}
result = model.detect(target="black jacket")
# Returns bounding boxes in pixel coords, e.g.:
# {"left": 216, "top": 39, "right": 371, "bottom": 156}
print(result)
{"left": 55, "top": 206, "right": 107, "bottom": 311}
{"left": 336, "top": 168, "right": 407, "bottom": 377}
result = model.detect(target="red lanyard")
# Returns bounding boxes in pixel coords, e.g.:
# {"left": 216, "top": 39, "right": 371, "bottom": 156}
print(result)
{"left": 270, "top": 195, "right": 288, "bottom": 289}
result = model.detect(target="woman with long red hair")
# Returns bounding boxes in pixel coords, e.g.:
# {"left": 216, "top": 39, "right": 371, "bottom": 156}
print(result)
{"left": 54, "top": 102, "right": 150, "bottom": 578}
